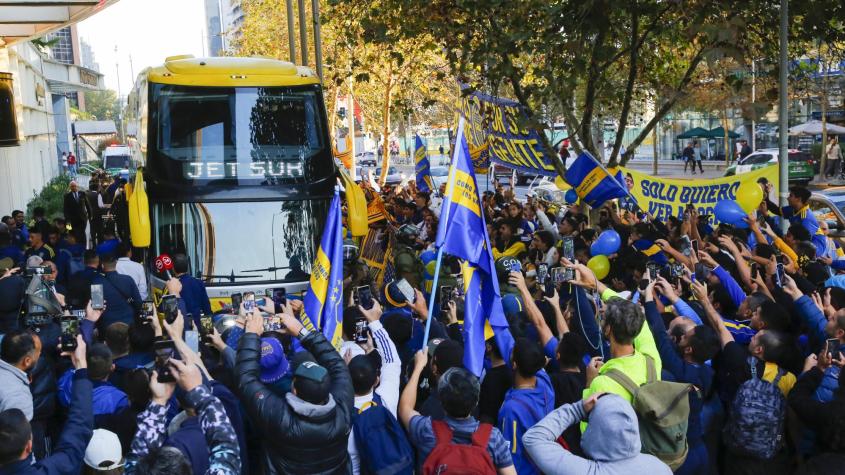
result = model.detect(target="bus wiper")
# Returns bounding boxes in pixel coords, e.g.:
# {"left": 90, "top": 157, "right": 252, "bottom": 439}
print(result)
{"left": 202, "top": 270, "right": 264, "bottom": 283}
{"left": 241, "top": 266, "right": 289, "bottom": 272}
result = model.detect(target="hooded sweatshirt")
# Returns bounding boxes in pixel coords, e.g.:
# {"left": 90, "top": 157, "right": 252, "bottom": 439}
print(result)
{"left": 523, "top": 394, "right": 672, "bottom": 475}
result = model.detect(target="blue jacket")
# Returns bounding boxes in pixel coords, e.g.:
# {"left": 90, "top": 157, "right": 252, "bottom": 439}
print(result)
{"left": 713, "top": 266, "right": 746, "bottom": 309}
{"left": 178, "top": 274, "right": 212, "bottom": 328}
{"left": 645, "top": 301, "right": 712, "bottom": 445}
{"left": 92, "top": 271, "right": 142, "bottom": 329}
{"left": 55, "top": 243, "right": 85, "bottom": 286}
{"left": 498, "top": 371, "right": 555, "bottom": 475}
{"left": 58, "top": 369, "right": 129, "bottom": 416}
{"left": 0, "top": 369, "right": 93, "bottom": 475}
{"left": 561, "top": 285, "right": 609, "bottom": 359}
{"left": 794, "top": 295, "right": 828, "bottom": 350}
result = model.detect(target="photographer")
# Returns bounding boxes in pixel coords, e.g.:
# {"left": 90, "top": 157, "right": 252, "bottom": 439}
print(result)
{"left": 0, "top": 259, "right": 25, "bottom": 334}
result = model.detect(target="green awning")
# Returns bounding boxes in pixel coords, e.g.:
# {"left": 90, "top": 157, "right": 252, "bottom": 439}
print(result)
{"left": 708, "top": 126, "right": 740, "bottom": 138}
{"left": 677, "top": 127, "right": 710, "bottom": 139}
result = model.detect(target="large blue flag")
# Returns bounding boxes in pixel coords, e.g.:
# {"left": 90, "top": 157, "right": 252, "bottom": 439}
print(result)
{"left": 414, "top": 135, "right": 434, "bottom": 193}
{"left": 303, "top": 192, "right": 344, "bottom": 351}
{"left": 564, "top": 152, "right": 630, "bottom": 207}
{"left": 436, "top": 119, "right": 513, "bottom": 375}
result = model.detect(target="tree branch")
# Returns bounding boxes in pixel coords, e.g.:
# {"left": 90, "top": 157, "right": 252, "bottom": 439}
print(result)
{"left": 608, "top": 3, "right": 640, "bottom": 166}
{"left": 579, "top": 16, "right": 610, "bottom": 158}
{"left": 620, "top": 46, "right": 708, "bottom": 166}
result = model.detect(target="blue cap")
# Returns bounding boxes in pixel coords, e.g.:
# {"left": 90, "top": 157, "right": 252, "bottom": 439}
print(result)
{"left": 260, "top": 337, "right": 289, "bottom": 384}
{"left": 502, "top": 293, "right": 524, "bottom": 317}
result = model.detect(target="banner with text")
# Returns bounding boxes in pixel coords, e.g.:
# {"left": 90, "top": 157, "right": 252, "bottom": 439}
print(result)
{"left": 457, "top": 87, "right": 557, "bottom": 176}
{"left": 620, "top": 166, "right": 778, "bottom": 223}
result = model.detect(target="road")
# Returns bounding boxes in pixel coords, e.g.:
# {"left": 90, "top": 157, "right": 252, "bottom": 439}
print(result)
{"left": 389, "top": 155, "right": 729, "bottom": 201}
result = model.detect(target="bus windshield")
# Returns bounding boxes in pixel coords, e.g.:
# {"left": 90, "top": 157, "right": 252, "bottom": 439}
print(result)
{"left": 152, "top": 199, "right": 329, "bottom": 285}
{"left": 148, "top": 83, "right": 331, "bottom": 186}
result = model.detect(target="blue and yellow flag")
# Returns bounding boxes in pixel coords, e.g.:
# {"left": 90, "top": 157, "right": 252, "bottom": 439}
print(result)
{"left": 303, "top": 192, "right": 344, "bottom": 351}
{"left": 414, "top": 135, "right": 434, "bottom": 193}
{"left": 436, "top": 119, "right": 513, "bottom": 375}
{"left": 564, "top": 152, "right": 629, "bottom": 208}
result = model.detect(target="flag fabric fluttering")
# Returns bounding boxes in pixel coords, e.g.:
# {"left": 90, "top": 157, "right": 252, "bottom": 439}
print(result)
{"left": 564, "top": 152, "right": 630, "bottom": 208}
{"left": 414, "top": 135, "right": 434, "bottom": 193}
{"left": 436, "top": 119, "right": 513, "bottom": 375}
{"left": 303, "top": 192, "right": 345, "bottom": 351}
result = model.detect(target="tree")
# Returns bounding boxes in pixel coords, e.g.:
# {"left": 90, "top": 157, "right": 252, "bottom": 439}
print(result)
{"left": 83, "top": 90, "right": 120, "bottom": 121}
{"left": 358, "top": 0, "right": 845, "bottom": 173}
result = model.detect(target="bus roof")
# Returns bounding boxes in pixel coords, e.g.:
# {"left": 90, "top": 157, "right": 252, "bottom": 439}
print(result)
{"left": 147, "top": 55, "right": 320, "bottom": 87}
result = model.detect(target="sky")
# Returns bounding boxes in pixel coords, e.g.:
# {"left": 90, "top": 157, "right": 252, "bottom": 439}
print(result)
{"left": 77, "top": 0, "right": 206, "bottom": 95}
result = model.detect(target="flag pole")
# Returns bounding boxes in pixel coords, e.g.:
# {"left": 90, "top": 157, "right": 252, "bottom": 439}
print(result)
{"left": 422, "top": 118, "right": 465, "bottom": 348}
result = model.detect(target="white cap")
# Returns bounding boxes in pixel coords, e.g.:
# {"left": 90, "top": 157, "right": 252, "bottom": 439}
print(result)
{"left": 84, "top": 429, "right": 123, "bottom": 470}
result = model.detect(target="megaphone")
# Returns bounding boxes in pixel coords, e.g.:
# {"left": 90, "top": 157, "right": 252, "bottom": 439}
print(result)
{"left": 154, "top": 253, "right": 174, "bottom": 280}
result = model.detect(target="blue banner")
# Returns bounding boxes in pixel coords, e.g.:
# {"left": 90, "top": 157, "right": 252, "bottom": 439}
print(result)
{"left": 414, "top": 135, "right": 433, "bottom": 193}
{"left": 457, "top": 86, "right": 557, "bottom": 177}
{"left": 564, "top": 152, "right": 629, "bottom": 208}
{"left": 436, "top": 118, "right": 512, "bottom": 375}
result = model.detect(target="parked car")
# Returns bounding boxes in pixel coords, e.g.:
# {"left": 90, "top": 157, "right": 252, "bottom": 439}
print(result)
{"left": 810, "top": 191, "right": 845, "bottom": 241}
{"left": 724, "top": 148, "right": 815, "bottom": 185}
{"left": 430, "top": 166, "right": 449, "bottom": 190}
{"left": 356, "top": 151, "right": 378, "bottom": 167}
{"left": 375, "top": 166, "right": 403, "bottom": 185}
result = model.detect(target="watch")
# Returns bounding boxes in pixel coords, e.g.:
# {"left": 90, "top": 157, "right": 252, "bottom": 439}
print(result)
{"left": 298, "top": 327, "right": 311, "bottom": 339}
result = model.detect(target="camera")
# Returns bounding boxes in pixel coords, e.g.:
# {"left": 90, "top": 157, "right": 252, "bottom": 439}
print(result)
{"left": 24, "top": 265, "right": 51, "bottom": 277}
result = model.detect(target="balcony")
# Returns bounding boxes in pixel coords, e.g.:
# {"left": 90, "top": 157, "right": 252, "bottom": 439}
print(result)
{"left": 0, "top": 0, "right": 120, "bottom": 46}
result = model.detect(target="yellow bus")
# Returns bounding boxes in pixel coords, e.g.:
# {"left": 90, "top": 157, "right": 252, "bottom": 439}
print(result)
{"left": 125, "top": 55, "right": 335, "bottom": 310}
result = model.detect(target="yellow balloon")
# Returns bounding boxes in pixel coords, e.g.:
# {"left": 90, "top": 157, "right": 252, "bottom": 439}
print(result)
{"left": 587, "top": 255, "right": 610, "bottom": 280}
{"left": 736, "top": 181, "right": 764, "bottom": 214}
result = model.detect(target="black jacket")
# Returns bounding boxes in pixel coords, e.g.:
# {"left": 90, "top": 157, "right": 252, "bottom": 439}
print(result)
{"left": 236, "top": 331, "right": 353, "bottom": 474}
{"left": 788, "top": 367, "right": 845, "bottom": 454}
{"left": 63, "top": 191, "right": 90, "bottom": 226}
{"left": 0, "top": 275, "right": 25, "bottom": 333}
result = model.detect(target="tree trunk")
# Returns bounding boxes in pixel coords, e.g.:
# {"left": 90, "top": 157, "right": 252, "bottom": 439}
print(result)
{"left": 378, "top": 74, "right": 393, "bottom": 186}
{"left": 722, "top": 109, "right": 730, "bottom": 166}
{"left": 610, "top": 3, "right": 639, "bottom": 165}
{"left": 820, "top": 71, "right": 829, "bottom": 178}
{"left": 652, "top": 123, "right": 658, "bottom": 175}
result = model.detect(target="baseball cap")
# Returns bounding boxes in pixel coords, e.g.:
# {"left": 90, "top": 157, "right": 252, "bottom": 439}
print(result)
{"left": 502, "top": 293, "right": 524, "bottom": 317}
{"left": 84, "top": 429, "right": 123, "bottom": 470}
{"left": 293, "top": 360, "right": 330, "bottom": 404}
{"left": 260, "top": 337, "right": 289, "bottom": 384}
{"left": 383, "top": 281, "right": 410, "bottom": 308}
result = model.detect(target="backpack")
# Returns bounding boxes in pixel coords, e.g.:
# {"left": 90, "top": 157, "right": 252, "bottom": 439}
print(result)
{"left": 353, "top": 394, "right": 414, "bottom": 475}
{"left": 722, "top": 357, "right": 786, "bottom": 460}
{"left": 605, "top": 355, "right": 692, "bottom": 470}
{"left": 60, "top": 249, "right": 85, "bottom": 277}
{"left": 421, "top": 420, "right": 497, "bottom": 475}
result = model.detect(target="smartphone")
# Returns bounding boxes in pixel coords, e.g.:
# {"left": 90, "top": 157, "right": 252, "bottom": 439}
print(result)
{"left": 243, "top": 291, "right": 256, "bottom": 312}
{"left": 230, "top": 293, "right": 243, "bottom": 311}
{"left": 264, "top": 314, "right": 282, "bottom": 333}
{"left": 670, "top": 263, "right": 685, "bottom": 281}
{"left": 394, "top": 278, "right": 416, "bottom": 304}
{"left": 354, "top": 317, "right": 369, "bottom": 343}
{"left": 692, "top": 239, "right": 699, "bottom": 257}
{"left": 357, "top": 285, "right": 374, "bottom": 310}
{"left": 562, "top": 237, "right": 575, "bottom": 261}
{"left": 694, "top": 262, "right": 710, "bottom": 281}
{"left": 154, "top": 340, "right": 177, "bottom": 383}
{"left": 161, "top": 294, "right": 179, "bottom": 324}
{"left": 268, "top": 288, "right": 287, "bottom": 313}
{"left": 826, "top": 339, "right": 841, "bottom": 359}
{"left": 60, "top": 315, "right": 79, "bottom": 352}
{"left": 680, "top": 236, "right": 692, "bottom": 257}
{"left": 199, "top": 313, "right": 214, "bottom": 337}
{"left": 552, "top": 266, "right": 575, "bottom": 283}
{"left": 508, "top": 259, "right": 522, "bottom": 273}
{"left": 439, "top": 286, "right": 454, "bottom": 313}
{"left": 142, "top": 301, "right": 155, "bottom": 318}
{"left": 750, "top": 263, "right": 759, "bottom": 281}
{"left": 90, "top": 284, "right": 104, "bottom": 310}
{"left": 775, "top": 256, "right": 785, "bottom": 287}
{"left": 536, "top": 263, "right": 549, "bottom": 285}
{"left": 647, "top": 263, "right": 659, "bottom": 281}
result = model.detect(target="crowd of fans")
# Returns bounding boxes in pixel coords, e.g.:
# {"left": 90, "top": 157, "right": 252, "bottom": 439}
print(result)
{"left": 0, "top": 171, "right": 843, "bottom": 475}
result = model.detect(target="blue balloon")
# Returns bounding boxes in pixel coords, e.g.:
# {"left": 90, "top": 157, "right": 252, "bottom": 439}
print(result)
{"left": 564, "top": 189, "right": 578, "bottom": 204}
{"left": 420, "top": 250, "right": 437, "bottom": 265}
{"left": 714, "top": 200, "right": 748, "bottom": 228}
{"left": 590, "top": 229, "right": 622, "bottom": 256}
